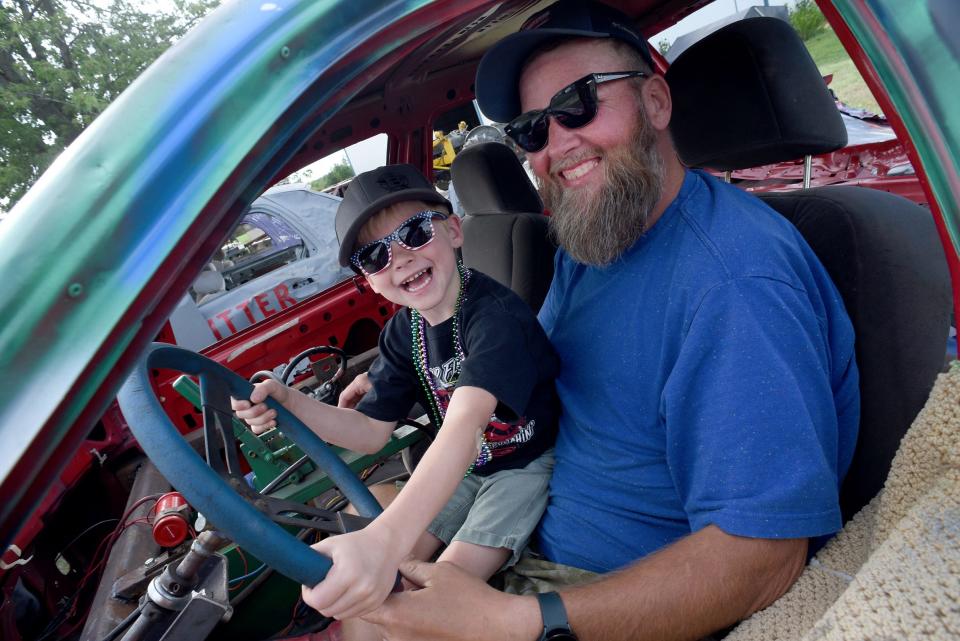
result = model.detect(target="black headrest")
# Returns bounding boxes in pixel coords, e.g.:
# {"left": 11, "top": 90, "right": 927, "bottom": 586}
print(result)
{"left": 451, "top": 142, "right": 543, "bottom": 216}
{"left": 666, "top": 17, "right": 847, "bottom": 170}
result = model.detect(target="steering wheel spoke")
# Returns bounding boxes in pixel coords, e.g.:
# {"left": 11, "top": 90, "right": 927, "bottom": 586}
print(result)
{"left": 225, "top": 476, "right": 374, "bottom": 535}
{"left": 199, "top": 375, "right": 243, "bottom": 476}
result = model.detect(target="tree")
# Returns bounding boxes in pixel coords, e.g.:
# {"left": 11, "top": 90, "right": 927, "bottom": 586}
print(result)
{"left": 310, "top": 159, "right": 355, "bottom": 192}
{"left": 789, "top": 0, "right": 827, "bottom": 41}
{"left": 0, "top": 0, "right": 220, "bottom": 209}
{"left": 658, "top": 38, "right": 670, "bottom": 57}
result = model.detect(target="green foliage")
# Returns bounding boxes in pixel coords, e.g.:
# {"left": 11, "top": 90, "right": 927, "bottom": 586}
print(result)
{"left": 804, "top": 26, "right": 847, "bottom": 67}
{"left": 0, "top": 0, "right": 220, "bottom": 209}
{"left": 310, "top": 160, "right": 356, "bottom": 192}
{"left": 789, "top": 0, "right": 827, "bottom": 42}
{"left": 804, "top": 26, "right": 882, "bottom": 115}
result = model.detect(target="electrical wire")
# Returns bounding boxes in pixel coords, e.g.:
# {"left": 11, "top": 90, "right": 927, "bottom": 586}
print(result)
{"left": 228, "top": 562, "right": 267, "bottom": 585}
{"left": 228, "top": 546, "right": 251, "bottom": 592}
{"left": 359, "top": 462, "right": 383, "bottom": 481}
{"left": 275, "top": 595, "right": 303, "bottom": 638}
{"left": 323, "top": 493, "right": 348, "bottom": 511}
{"left": 228, "top": 562, "right": 276, "bottom": 607}
{"left": 267, "top": 596, "right": 335, "bottom": 640}
{"left": 54, "top": 518, "right": 120, "bottom": 560}
{"left": 36, "top": 493, "right": 164, "bottom": 641}
{"left": 229, "top": 527, "right": 313, "bottom": 607}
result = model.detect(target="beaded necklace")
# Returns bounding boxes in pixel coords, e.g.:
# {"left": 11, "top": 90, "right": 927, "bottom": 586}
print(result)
{"left": 410, "top": 264, "right": 492, "bottom": 475}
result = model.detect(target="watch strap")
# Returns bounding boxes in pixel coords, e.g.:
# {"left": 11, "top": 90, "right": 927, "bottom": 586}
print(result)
{"left": 536, "top": 591, "right": 574, "bottom": 640}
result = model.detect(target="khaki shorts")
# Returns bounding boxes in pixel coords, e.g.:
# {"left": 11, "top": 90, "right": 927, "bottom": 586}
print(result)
{"left": 426, "top": 449, "right": 554, "bottom": 569}
{"left": 498, "top": 549, "right": 599, "bottom": 594}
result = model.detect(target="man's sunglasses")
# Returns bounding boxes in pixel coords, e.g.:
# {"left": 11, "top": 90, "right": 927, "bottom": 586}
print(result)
{"left": 505, "top": 71, "right": 649, "bottom": 153}
{"left": 350, "top": 210, "right": 449, "bottom": 276}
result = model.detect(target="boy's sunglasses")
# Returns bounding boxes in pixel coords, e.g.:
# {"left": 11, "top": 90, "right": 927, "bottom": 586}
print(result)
{"left": 505, "top": 71, "right": 649, "bottom": 153}
{"left": 350, "top": 210, "right": 449, "bottom": 276}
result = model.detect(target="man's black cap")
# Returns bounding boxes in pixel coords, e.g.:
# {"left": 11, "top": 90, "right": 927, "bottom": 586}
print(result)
{"left": 476, "top": 0, "right": 654, "bottom": 124}
{"left": 335, "top": 164, "right": 451, "bottom": 267}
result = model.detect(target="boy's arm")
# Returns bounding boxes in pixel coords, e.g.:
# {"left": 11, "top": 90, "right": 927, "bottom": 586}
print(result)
{"left": 232, "top": 378, "right": 397, "bottom": 455}
{"left": 374, "top": 385, "right": 496, "bottom": 550}
{"left": 301, "top": 385, "right": 497, "bottom": 619}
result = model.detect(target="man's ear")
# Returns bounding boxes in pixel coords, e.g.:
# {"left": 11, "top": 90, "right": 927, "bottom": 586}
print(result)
{"left": 442, "top": 213, "right": 464, "bottom": 249}
{"left": 641, "top": 75, "right": 673, "bottom": 131}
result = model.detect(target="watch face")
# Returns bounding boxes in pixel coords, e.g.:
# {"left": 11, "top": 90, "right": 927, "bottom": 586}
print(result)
{"left": 545, "top": 630, "right": 578, "bottom": 641}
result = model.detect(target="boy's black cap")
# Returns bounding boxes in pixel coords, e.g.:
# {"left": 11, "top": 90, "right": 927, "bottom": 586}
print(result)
{"left": 335, "top": 164, "right": 451, "bottom": 267}
{"left": 476, "top": 0, "right": 654, "bottom": 124}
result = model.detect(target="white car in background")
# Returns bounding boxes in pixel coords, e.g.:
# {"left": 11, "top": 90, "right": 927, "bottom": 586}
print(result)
{"left": 169, "top": 184, "right": 352, "bottom": 349}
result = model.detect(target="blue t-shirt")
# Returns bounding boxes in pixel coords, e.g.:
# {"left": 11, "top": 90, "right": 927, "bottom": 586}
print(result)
{"left": 536, "top": 170, "right": 859, "bottom": 573}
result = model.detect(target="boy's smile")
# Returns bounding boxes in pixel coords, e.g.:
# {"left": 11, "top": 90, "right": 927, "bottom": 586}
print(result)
{"left": 358, "top": 200, "right": 464, "bottom": 325}
{"left": 400, "top": 268, "right": 433, "bottom": 293}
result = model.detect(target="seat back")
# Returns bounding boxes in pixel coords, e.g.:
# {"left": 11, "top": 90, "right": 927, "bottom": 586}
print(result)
{"left": 667, "top": 17, "right": 952, "bottom": 521}
{"left": 452, "top": 142, "right": 556, "bottom": 311}
{"left": 193, "top": 267, "right": 226, "bottom": 303}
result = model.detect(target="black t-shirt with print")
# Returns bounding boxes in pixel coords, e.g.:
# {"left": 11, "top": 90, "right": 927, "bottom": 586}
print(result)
{"left": 356, "top": 269, "right": 559, "bottom": 476}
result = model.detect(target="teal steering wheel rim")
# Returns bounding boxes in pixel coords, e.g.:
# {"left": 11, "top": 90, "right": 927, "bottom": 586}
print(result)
{"left": 118, "top": 342, "right": 382, "bottom": 586}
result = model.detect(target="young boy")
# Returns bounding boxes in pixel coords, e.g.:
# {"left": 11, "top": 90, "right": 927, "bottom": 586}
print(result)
{"left": 232, "top": 164, "right": 558, "bottom": 624}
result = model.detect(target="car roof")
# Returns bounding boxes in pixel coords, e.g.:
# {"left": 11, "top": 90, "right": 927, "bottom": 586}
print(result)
{"left": 255, "top": 185, "right": 341, "bottom": 233}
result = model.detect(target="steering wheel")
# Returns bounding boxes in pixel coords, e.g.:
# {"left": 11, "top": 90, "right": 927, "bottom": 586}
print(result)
{"left": 282, "top": 346, "right": 347, "bottom": 405}
{"left": 117, "top": 342, "right": 382, "bottom": 587}
{"left": 282, "top": 346, "right": 347, "bottom": 385}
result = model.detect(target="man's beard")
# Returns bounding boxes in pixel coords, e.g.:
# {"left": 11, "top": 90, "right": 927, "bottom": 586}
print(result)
{"left": 540, "top": 115, "right": 664, "bottom": 267}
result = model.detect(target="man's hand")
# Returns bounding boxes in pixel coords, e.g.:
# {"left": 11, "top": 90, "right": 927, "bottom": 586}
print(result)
{"left": 230, "top": 379, "right": 290, "bottom": 434}
{"left": 363, "top": 560, "right": 541, "bottom": 641}
{"left": 363, "top": 528, "right": 807, "bottom": 641}
{"left": 302, "top": 525, "right": 404, "bottom": 620}
{"left": 338, "top": 372, "right": 371, "bottom": 409}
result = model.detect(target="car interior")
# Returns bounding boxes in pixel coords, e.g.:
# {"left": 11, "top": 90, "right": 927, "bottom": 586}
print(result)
{"left": 2, "top": 2, "right": 955, "bottom": 641}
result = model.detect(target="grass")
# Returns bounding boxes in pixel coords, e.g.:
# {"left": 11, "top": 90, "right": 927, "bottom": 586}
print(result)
{"left": 802, "top": 25, "right": 883, "bottom": 116}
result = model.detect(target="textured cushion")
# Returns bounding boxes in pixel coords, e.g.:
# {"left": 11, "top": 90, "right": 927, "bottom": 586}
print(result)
{"left": 727, "top": 365, "right": 960, "bottom": 640}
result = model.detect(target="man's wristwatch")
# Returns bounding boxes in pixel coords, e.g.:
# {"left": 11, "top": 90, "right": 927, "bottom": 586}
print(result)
{"left": 536, "top": 591, "right": 578, "bottom": 641}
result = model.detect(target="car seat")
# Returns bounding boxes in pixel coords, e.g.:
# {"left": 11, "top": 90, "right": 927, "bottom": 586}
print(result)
{"left": 193, "top": 265, "right": 227, "bottom": 303}
{"left": 665, "top": 16, "right": 952, "bottom": 523}
{"left": 452, "top": 142, "right": 556, "bottom": 312}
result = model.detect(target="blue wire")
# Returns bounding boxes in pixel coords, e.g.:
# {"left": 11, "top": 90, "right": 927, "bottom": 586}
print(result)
{"left": 229, "top": 563, "right": 267, "bottom": 585}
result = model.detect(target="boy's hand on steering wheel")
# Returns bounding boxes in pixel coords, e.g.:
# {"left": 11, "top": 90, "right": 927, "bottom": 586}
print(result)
{"left": 302, "top": 523, "right": 402, "bottom": 620}
{"left": 230, "top": 379, "right": 291, "bottom": 434}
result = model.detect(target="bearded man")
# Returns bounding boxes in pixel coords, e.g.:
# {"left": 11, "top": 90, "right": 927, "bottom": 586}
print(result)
{"left": 360, "top": 2, "right": 860, "bottom": 640}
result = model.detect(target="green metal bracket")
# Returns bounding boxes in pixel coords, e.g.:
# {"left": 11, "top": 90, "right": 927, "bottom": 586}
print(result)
{"left": 172, "top": 375, "right": 315, "bottom": 490}
{"left": 171, "top": 375, "right": 424, "bottom": 499}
